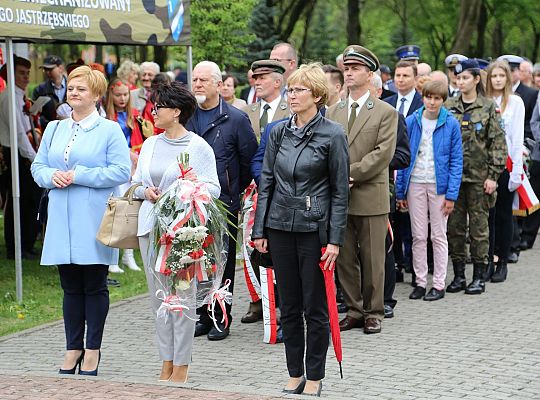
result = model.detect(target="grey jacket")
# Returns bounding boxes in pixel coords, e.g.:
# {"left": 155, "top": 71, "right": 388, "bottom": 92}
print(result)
{"left": 531, "top": 101, "right": 540, "bottom": 162}
{"left": 252, "top": 113, "right": 349, "bottom": 246}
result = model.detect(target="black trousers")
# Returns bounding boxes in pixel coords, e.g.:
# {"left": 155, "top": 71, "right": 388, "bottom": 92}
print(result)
{"left": 488, "top": 170, "right": 514, "bottom": 261}
{"left": 0, "top": 147, "right": 40, "bottom": 255}
{"left": 58, "top": 264, "right": 109, "bottom": 350}
{"left": 383, "top": 231, "right": 397, "bottom": 307}
{"left": 267, "top": 229, "right": 329, "bottom": 381}
{"left": 198, "top": 213, "right": 238, "bottom": 326}
{"left": 522, "top": 161, "right": 540, "bottom": 246}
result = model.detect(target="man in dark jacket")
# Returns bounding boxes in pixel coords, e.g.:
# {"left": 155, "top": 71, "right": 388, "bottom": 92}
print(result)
{"left": 186, "top": 61, "right": 258, "bottom": 341}
{"left": 32, "top": 55, "right": 66, "bottom": 129}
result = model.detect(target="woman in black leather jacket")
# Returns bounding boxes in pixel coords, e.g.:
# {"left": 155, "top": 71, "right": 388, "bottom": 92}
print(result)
{"left": 252, "top": 63, "right": 349, "bottom": 397}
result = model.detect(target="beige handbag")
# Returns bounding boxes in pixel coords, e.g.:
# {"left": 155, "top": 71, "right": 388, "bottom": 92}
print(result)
{"left": 96, "top": 183, "right": 143, "bottom": 249}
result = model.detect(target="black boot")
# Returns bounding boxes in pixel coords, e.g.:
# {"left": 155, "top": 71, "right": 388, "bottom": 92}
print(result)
{"left": 465, "top": 263, "right": 486, "bottom": 295}
{"left": 447, "top": 261, "right": 467, "bottom": 293}
{"left": 491, "top": 260, "right": 508, "bottom": 283}
{"left": 483, "top": 260, "right": 495, "bottom": 281}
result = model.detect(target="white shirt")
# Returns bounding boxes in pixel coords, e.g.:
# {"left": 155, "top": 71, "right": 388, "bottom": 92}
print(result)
{"left": 410, "top": 116, "right": 437, "bottom": 183}
{"left": 449, "top": 85, "right": 460, "bottom": 98}
{"left": 0, "top": 86, "right": 36, "bottom": 161}
{"left": 260, "top": 95, "right": 282, "bottom": 124}
{"left": 247, "top": 87, "right": 257, "bottom": 104}
{"left": 396, "top": 89, "right": 416, "bottom": 116}
{"left": 512, "top": 81, "right": 520, "bottom": 93}
{"left": 64, "top": 110, "right": 100, "bottom": 165}
{"left": 494, "top": 94, "right": 525, "bottom": 175}
{"left": 347, "top": 91, "right": 370, "bottom": 120}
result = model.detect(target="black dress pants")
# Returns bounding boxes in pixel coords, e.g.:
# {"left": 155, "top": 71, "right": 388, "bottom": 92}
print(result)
{"left": 522, "top": 161, "right": 540, "bottom": 246}
{"left": 488, "top": 170, "right": 514, "bottom": 261}
{"left": 267, "top": 229, "right": 329, "bottom": 381}
{"left": 1, "top": 147, "right": 40, "bottom": 255}
{"left": 198, "top": 213, "right": 238, "bottom": 327}
{"left": 58, "top": 264, "right": 109, "bottom": 350}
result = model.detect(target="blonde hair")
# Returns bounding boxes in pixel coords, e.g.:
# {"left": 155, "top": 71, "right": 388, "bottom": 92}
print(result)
{"left": 287, "top": 63, "right": 328, "bottom": 108}
{"left": 486, "top": 60, "right": 513, "bottom": 113}
{"left": 105, "top": 78, "right": 134, "bottom": 130}
{"left": 117, "top": 60, "right": 140, "bottom": 82}
{"left": 68, "top": 65, "right": 108, "bottom": 97}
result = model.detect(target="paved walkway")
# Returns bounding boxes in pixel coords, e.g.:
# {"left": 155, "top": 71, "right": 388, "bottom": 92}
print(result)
{"left": 1, "top": 242, "right": 540, "bottom": 399}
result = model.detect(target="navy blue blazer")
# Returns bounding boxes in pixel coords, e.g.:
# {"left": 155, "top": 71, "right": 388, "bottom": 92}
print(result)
{"left": 384, "top": 91, "right": 423, "bottom": 117}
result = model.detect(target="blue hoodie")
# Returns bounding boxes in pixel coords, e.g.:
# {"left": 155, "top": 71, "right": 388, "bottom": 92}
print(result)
{"left": 396, "top": 106, "right": 463, "bottom": 201}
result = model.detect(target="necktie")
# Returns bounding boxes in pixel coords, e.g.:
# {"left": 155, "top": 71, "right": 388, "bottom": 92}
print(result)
{"left": 399, "top": 97, "right": 407, "bottom": 115}
{"left": 348, "top": 102, "right": 359, "bottom": 131}
{"left": 260, "top": 103, "right": 271, "bottom": 133}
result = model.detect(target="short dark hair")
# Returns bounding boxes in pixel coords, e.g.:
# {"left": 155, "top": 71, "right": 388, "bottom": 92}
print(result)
{"left": 395, "top": 60, "right": 418, "bottom": 77}
{"left": 223, "top": 74, "right": 239, "bottom": 87}
{"left": 322, "top": 64, "right": 344, "bottom": 87}
{"left": 153, "top": 81, "right": 197, "bottom": 126}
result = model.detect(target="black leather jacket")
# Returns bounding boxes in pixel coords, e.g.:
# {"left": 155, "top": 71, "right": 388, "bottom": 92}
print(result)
{"left": 252, "top": 113, "right": 349, "bottom": 246}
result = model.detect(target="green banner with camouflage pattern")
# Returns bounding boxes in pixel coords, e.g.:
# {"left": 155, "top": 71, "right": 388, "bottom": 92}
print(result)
{"left": 0, "top": 0, "right": 190, "bottom": 46}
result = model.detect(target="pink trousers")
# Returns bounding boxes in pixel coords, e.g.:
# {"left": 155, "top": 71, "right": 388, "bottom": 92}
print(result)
{"left": 407, "top": 183, "right": 448, "bottom": 290}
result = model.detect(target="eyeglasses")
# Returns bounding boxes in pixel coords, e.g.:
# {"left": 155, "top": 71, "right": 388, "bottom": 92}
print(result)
{"left": 287, "top": 87, "right": 312, "bottom": 95}
{"left": 271, "top": 58, "right": 293, "bottom": 63}
{"left": 152, "top": 104, "right": 169, "bottom": 113}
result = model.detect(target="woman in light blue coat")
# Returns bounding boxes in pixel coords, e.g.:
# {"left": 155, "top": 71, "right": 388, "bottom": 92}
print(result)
{"left": 31, "top": 66, "right": 131, "bottom": 376}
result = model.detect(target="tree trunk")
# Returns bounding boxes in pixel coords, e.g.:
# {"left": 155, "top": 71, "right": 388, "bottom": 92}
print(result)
{"left": 347, "top": 0, "right": 360, "bottom": 43}
{"left": 300, "top": 1, "right": 316, "bottom": 61}
{"left": 475, "top": 0, "right": 488, "bottom": 57}
{"left": 491, "top": 21, "right": 503, "bottom": 57}
{"left": 139, "top": 46, "right": 148, "bottom": 64}
{"left": 154, "top": 47, "right": 168, "bottom": 70}
{"left": 451, "top": 0, "right": 482, "bottom": 54}
{"left": 114, "top": 45, "right": 121, "bottom": 66}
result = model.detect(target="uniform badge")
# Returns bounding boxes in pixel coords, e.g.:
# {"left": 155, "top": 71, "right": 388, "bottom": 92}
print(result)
{"left": 475, "top": 122, "right": 483, "bottom": 131}
{"left": 251, "top": 104, "right": 258, "bottom": 112}
{"left": 367, "top": 101, "right": 374, "bottom": 110}
{"left": 339, "top": 101, "right": 346, "bottom": 109}
{"left": 280, "top": 103, "right": 287, "bottom": 110}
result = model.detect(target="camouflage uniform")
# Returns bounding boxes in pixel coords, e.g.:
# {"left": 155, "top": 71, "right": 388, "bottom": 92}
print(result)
{"left": 445, "top": 95, "right": 507, "bottom": 264}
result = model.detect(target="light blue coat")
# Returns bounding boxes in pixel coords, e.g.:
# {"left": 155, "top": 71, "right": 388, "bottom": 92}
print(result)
{"left": 31, "top": 115, "right": 131, "bottom": 266}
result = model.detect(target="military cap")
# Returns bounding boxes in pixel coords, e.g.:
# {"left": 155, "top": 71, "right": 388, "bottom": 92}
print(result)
{"left": 0, "top": 54, "right": 32, "bottom": 81}
{"left": 380, "top": 64, "right": 391, "bottom": 74}
{"left": 474, "top": 58, "right": 490, "bottom": 70}
{"left": 454, "top": 59, "right": 480, "bottom": 75}
{"left": 497, "top": 54, "right": 524, "bottom": 69}
{"left": 342, "top": 45, "right": 380, "bottom": 71}
{"left": 41, "top": 55, "right": 64, "bottom": 68}
{"left": 445, "top": 54, "right": 468, "bottom": 68}
{"left": 395, "top": 45, "right": 420, "bottom": 61}
{"left": 251, "top": 59, "right": 285, "bottom": 77}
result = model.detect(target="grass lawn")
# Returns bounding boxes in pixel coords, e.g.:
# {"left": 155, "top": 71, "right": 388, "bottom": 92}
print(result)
{"left": 0, "top": 218, "right": 148, "bottom": 337}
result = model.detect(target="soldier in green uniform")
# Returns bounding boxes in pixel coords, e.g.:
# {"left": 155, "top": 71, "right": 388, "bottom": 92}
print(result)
{"left": 445, "top": 59, "right": 507, "bottom": 295}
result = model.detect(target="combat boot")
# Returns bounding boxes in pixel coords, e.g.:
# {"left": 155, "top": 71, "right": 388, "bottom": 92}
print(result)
{"left": 446, "top": 261, "right": 466, "bottom": 293}
{"left": 465, "top": 263, "right": 486, "bottom": 294}
{"left": 491, "top": 260, "right": 508, "bottom": 283}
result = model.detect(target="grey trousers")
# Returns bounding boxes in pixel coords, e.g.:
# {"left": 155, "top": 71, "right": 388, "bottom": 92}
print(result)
{"left": 139, "top": 234, "right": 196, "bottom": 365}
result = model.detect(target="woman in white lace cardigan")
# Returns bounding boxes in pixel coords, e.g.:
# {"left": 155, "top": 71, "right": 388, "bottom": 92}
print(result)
{"left": 131, "top": 82, "right": 220, "bottom": 383}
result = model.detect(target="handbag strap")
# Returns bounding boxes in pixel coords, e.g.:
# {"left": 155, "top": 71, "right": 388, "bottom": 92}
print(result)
{"left": 123, "top": 183, "right": 143, "bottom": 204}
{"left": 48, "top": 120, "right": 60, "bottom": 147}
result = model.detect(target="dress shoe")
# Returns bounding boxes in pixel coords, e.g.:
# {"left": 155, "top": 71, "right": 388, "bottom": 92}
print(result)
{"left": 59, "top": 350, "right": 84, "bottom": 374}
{"left": 409, "top": 286, "right": 426, "bottom": 300}
{"left": 507, "top": 252, "right": 519, "bottom": 264}
{"left": 447, "top": 261, "right": 466, "bottom": 293}
{"left": 384, "top": 304, "right": 394, "bottom": 318}
{"left": 491, "top": 260, "right": 508, "bottom": 283}
{"left": 303, "top": 381, "right": 322, "bottom": 397}
{"left": 423, "top": 287, "right": 445, "bottom": 301}
{"left": 79, "top": 350, "right": 101, "bottom": 376}
{"left": 207, "top": 323, "right": 229, "bottom": 341}
{"left": 159, "top": 360, "right": 173, "bottom": 381}
{"left": 363, "top": 318, "right": 381, "bottom": 334}
{"left": 283, "top": 376, "right": 306, "bottom": 394}
{"left": 339, "top": 315, "right": 363, "bottom": 331}
{"left": 106, "top": 278, "right": 121, "bottom": 287}
{"left": 483, "top": 260, "right": 495, "bottom": 281}
{"left": 194, "top": 321, "right": 211, "bottom": 337}
{"left": 337, "top": 303, "right": 349, "bottom": 314}
{"left": 169, "top": 364, "right": 189, "bottom": 383}
{"left": 240, "top": 311, "right": 262, "bottom": 323}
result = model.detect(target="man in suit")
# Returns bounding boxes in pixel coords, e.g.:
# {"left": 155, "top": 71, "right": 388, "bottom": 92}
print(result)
{"left": 242, "top": 60, "right": 289, "bottom": 141}
{"left": 32, "top": 55, "right": 66, "bottom": 129}
{"left": 327, "top": 45, "right": 397, "bottom": 334}
{"left": 240, "top": 69, "right": 257, "bottom": 104}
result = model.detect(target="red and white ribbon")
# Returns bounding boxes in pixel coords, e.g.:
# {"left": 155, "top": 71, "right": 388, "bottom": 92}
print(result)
{"left": 506, "top": 156, "right": 540, "bottom": 216}
{"left": 155, "top": 289, "right": 197, "bottom": 324}
{"left": 260, "top": 266, "right": 278, "bottom": 344}
{"left": 208, "top": 279, "right": 233, "bottom": 332}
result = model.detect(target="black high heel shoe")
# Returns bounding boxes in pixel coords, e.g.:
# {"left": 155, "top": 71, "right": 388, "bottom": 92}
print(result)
{"left": 79, "top": 350, "right": 101, "bottom": 376}
{"left": 282, "top": 376, "right": 306, "bottom": 394}
{"left": 58, "top": 350, "right": 85, "bottom": 375}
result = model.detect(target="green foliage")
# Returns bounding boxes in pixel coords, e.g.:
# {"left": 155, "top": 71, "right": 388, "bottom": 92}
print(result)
{"left": 246, "top": 0, "right": 280, "bottom": 64}
{"left": 191, "top": 0, "right": 257, "bottom": 70}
